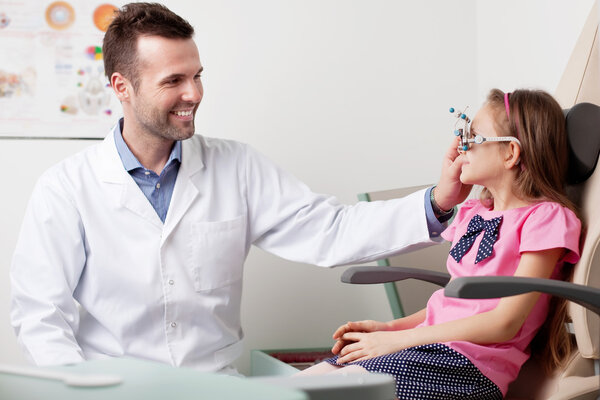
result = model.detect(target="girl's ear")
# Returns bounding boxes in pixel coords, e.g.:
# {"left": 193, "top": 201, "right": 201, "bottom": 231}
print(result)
{"left": 110, "top": 72, "right": 131, "bottom": 102}
{"left": 504, "top": 141, "right": 521, "bottom": 169}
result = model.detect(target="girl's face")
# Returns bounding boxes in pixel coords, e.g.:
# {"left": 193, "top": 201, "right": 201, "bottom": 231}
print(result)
{"left": 459, "top": 104, "right": 509, "bottom": 187}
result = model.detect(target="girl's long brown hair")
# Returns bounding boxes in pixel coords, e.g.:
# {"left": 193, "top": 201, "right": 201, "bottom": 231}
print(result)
{"left": 481, "top": 88, "right": 580, "bottom": 374}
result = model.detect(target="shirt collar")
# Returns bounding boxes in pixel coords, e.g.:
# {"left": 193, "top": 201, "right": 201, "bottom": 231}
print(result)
{"left": 113, "top": 118, "right": 182, "bottom": 172}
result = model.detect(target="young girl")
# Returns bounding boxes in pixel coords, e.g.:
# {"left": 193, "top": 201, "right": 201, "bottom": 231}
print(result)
{"left": 297, "top": 89, "right": 582, "bottom": 399}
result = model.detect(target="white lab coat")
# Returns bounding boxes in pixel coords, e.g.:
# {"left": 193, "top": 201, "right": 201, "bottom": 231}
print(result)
{"left": 10, "top": 125, "right": 437, "bottom": 371}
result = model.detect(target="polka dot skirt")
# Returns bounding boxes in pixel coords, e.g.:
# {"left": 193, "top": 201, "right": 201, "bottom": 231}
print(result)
{"left": 324, "top": 343, "right": 502, "bottom": 399}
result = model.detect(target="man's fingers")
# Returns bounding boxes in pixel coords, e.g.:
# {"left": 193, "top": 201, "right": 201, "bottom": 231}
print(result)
{"left": 444, "top": 137, "right": 461, "bottom": 162}
{"left": 449, "top": 153, "right": 467, "bottom": 173}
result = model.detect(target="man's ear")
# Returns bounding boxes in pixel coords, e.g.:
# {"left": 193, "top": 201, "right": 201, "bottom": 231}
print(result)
{"left": 504, "top": 141, "right": 521, "bottom": 169}
{"left": 110, "top": 72, "right": 131, "bottom": 102}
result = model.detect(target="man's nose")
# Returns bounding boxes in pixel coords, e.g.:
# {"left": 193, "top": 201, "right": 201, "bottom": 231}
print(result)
{"left": 182, "top": 79, "right": 203, "bottom": 103}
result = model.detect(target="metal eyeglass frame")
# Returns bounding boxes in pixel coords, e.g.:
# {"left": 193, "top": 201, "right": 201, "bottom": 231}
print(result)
{"left": 449, "top": 106, "right": 522, "bottom": 152}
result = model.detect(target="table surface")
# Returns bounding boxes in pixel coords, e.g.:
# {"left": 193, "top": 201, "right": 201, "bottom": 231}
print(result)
{"left": 0, "top": 357, "right": 308, "bottom": 400}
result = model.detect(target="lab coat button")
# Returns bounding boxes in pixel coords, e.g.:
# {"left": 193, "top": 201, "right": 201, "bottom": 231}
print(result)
{"left": 171, "top": 322, "right": 177, "bottom": 328}
{"left": 168, "top": 280, "right": 174, "bottom": 285}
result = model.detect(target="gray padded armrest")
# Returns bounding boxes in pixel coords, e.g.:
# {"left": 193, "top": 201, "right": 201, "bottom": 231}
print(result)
{"left": 341, "top": 266, "right": 451, "bottom": 287}
{"left": 444, "top": 276, "right": 600, "bottom": 315}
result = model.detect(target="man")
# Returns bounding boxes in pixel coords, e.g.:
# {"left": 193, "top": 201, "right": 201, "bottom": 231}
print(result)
{"left": 10, "top": 3, "right": 468, "bottom": 373}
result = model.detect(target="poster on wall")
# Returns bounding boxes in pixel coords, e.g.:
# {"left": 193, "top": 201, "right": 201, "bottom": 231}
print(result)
{"left": 0, "top": 1, "right": 123, "bottom": 138}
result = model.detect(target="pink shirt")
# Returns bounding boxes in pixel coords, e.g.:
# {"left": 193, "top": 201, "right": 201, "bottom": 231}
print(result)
{"left": 418, "top": 199, "right": 581, "bottom": 395}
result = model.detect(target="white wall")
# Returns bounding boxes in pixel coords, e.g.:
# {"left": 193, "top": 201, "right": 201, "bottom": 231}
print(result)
{"left": 0, "top": 0, "right": 594, "bottom": 375}
{"left": 476, "top": 0, "right": 596, "bottom": 102}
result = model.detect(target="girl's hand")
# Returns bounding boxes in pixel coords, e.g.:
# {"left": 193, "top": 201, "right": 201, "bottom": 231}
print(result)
{"left": 331, "top": 320, "right": 389, "bottom": 355}
{"left": 332, "top": 320, "right": 389, "bottom": 339}
{"left": 336, "top": 331, "right": 405, "bottom": 364}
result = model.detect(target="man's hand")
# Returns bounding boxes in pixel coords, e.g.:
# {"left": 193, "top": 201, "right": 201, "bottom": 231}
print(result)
{"left": 435, "top": 137, "right": 471, "bottom": 211}
{"left": 331, "top": 320, "right": 389, "bottom": 355}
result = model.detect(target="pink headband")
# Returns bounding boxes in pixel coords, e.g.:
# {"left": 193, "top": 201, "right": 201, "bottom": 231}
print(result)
{"left": 504, "top": 91, "right": 519, "bottom": 138}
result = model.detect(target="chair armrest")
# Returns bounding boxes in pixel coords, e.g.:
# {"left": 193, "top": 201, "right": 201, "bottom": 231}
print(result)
{"left": 444, "top": 276, "right": 600, "bottom": 315}
{"left": 341, "top": 266, "right": 451, "bottom": 287}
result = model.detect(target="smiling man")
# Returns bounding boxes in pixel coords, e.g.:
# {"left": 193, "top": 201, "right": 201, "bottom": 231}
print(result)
{"left": 105, "top": 6, "right": 203, "bottom": 175}
{"left": 10, "top": 3, "right": 469, "bottom": 374}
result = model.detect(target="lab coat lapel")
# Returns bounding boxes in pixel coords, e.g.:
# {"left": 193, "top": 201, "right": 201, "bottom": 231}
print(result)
{"left": 161, "top": 136, "right": 205, "bottom": 242}
{"left": 96, "top": 132, "right": 163, "bottom": 229}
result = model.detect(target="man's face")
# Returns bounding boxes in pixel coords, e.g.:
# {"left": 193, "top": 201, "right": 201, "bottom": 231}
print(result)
{"left": 127, "top": 35, "right": 203, "bottom": 141}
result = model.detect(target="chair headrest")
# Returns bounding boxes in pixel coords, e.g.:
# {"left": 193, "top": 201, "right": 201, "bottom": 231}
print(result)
{"left": 565, "top": 102, "right": 600, "bottom": 184}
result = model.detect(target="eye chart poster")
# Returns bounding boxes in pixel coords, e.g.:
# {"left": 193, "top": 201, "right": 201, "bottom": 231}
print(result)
{"left": 0, "top": 1, "right": 124, "bottom": 138}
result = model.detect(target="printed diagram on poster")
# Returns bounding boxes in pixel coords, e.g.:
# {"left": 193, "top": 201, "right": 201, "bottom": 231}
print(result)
{"left": 0, "top": 1, "right": 123, "bottom": 138}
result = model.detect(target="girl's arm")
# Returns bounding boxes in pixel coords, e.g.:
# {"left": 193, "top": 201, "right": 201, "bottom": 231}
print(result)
{"left": 336, "top": 248, "right": 564, "bottom": 363}
{"left": 386, "top": 308, "right": 428, "bottom": 330}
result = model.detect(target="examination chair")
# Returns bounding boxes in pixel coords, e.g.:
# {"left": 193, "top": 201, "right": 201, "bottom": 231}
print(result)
{"left": 342, "top": 102, "right": 600, "bottom": 400}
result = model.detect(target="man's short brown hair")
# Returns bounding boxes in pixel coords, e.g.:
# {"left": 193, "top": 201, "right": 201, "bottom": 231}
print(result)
{"left": 103, "top": 2, "right": 194, "bottom": 91}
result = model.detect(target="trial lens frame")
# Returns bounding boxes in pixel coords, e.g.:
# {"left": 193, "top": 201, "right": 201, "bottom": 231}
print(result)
{"left": 449, "top": 107, "right": 522, "bottom": 151}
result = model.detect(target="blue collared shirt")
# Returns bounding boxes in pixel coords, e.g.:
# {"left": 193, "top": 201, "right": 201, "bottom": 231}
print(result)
{"left": 114, "top": 120, "right": 181, "bottom": 223}
{"left": 424, "top": 186, "right": 453, "bottom": 238}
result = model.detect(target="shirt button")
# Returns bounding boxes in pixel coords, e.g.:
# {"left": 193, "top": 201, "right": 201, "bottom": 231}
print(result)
{"left": 144, "top": 171, "right": 150, "bottom": 176}
{"left": 432, "top": 231, "right": 438, "bottom": 236}
{"left": 168, "top": 280, "right": 174, "bottom": 285}
{"left": 156, "top": 183, "right": 161, "bottom": 189}
{"left": 171, "top": 322, "right": 177, "bottom": 328}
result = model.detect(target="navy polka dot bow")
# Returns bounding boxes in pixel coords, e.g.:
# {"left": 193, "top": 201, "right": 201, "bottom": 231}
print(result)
{"left": 449, "top": 214, "right": 503, "bottom": 264}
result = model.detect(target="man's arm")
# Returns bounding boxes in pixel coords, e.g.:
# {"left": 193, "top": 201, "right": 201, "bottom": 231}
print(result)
{"left": 10, "top": 175, "right": 86, "bottom": 366}
{"left": 423, "top": 187, "right": 452, "bottom": 241}
{"left": 244, "top": 144, "right": 438, "bottom": 267}
{"left": 422, "top": 137, "right": 471, "bottom": 240}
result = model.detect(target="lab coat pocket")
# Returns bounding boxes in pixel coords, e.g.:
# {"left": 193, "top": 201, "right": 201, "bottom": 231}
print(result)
{"left": 190, "top": 216, "right": 247, "bottom": 291}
